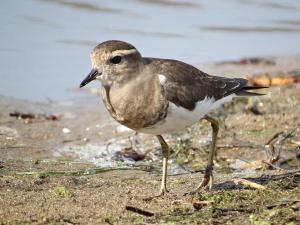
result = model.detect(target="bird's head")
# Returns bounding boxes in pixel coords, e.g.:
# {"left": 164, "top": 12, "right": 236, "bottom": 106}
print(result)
{"left": 80, "top": 40, "right": 143, "bottom": 88}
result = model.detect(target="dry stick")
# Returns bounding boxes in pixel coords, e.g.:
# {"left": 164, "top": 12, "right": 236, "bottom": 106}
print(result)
{"left": 233, "top": 178, "right": 266, "bottom": 190}
{"left": 218, "top": 144, "right": 262, "bottom": 149}
{"left": 277, "top": 129, "right": 297, "bottom": 155}
{"left": 262, "top": 160, "right": 283, "bottom": 170}
{"left": 9, "top": 111, "right": 58, "bottom": 121}
{"left": 266, "top": 200, "right": 300, "bottom": 209}
{"left": 265, "top": 131, "right": 285, "bottom": 146}
{"left": 192, "top": 200, "right": 214, "bottom": 210}
{"left": 125, "top": 205, "right": 154, "bottom": 217}
{"left": 265, "top": 129, "right": 297, "bottom": 165}
{"left": 214, "top": 207, "right": 255, "bottom": 213}
{"left": 265, "top": 131, "right": 284, "bottom": 162}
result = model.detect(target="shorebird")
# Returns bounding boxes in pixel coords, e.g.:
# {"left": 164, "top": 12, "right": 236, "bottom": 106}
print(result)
{"left": 80, "top": 40, "right": 265, "bottom": 197}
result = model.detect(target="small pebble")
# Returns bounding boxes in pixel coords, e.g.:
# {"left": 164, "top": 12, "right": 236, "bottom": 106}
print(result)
{"left": 62, "top": 128, "right": 71, "bottom": 134}
{"left": 83, "top": 137, "right": 89, "bottom": 142}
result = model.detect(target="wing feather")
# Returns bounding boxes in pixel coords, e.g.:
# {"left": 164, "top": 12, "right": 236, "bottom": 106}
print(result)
{"left": 144, "top": 58, "right": 248, "bottom": 110}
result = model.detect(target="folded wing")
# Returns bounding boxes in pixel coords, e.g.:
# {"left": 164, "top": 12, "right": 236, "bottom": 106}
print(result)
{"left": 146, "top": 58, "right": 257, "bottom": 110}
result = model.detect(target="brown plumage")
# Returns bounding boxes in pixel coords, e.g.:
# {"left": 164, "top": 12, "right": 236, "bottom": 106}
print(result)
{"left": 143, "top": 58, "right": 262, "bottom": 110}
{"left": 94, "top": 40, "right": 136, "bottom": 52}
{"left": 80, "top": 40, "right": 267, "bottom": 198}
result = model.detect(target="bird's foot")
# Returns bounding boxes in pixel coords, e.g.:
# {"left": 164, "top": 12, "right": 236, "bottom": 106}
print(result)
{"left": 143, "top": 188, "right": 169, "bottom": 201}
{"left": 184, "top": 166, "right": 213, "bottom": 196}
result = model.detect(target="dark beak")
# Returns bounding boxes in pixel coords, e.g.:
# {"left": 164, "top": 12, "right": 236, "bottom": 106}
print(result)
{"left": 80, "top": 69, "right": 100, "bottom": 88}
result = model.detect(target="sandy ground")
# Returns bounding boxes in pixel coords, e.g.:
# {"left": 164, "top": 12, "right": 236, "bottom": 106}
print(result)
{"left": 0, "top": 55, "right": 299, "bottom": 224}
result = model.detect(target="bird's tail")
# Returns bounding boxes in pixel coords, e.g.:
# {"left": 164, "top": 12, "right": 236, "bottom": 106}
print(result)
{"left": 236, "top": 86, "right": 268, "bottom": 96}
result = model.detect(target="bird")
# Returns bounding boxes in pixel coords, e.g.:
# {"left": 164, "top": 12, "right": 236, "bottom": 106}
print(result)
{"left": 80, "top": 40, "right": 266, "bottom": 198}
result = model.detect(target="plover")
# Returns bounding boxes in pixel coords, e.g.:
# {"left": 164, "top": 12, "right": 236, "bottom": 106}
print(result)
{"left": 80, "top": 40, "right": 265, "bottom": 197}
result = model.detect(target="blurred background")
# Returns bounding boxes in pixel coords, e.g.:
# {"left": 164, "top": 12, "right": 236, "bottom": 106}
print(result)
{"left": 1, "top": 0, "right": 300, "bottom": 101}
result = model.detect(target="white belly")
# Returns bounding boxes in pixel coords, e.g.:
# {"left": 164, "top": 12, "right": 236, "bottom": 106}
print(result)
{"left": 138, "top": 94, "right": 235, "bottom": 135}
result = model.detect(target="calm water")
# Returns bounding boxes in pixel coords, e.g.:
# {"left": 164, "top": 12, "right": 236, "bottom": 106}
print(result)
{"left": 1, "top": 0, "right": 300, "bottom": 101}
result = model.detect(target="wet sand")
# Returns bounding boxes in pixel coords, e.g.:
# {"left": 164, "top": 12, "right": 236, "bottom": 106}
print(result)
{"left": 0, "top": 55, "right": 299, "bottom": 224}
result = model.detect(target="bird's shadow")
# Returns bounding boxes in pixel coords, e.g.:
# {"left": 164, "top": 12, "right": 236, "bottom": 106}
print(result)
{"left": 213, "top": 170, "right": 300, "bottom": 191}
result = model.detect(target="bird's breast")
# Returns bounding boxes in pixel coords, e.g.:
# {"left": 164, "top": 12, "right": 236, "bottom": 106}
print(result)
{"left": 100, "top": 76, "right": 167, "bottom": 130}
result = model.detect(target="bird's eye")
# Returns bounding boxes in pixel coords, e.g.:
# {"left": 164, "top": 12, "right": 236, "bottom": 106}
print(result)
{"left": 110, "top": 56, "right": 122, "bottom": 64}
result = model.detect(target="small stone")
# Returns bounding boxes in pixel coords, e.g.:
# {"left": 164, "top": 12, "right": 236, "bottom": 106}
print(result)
{"left": 116, "top": 125, "right": 132, "bottom": 133}
{"left": 62, "top": 128, "right": 71, "bottom": 134}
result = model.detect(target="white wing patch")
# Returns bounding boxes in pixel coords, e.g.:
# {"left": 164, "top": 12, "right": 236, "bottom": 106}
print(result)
{"left": 158, "top": 74, "right": 167, "bottom": 85}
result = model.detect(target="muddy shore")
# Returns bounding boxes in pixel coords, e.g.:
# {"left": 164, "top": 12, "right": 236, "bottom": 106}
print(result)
{"left": 0, "top": 55, "right": 299, "bottom": 224}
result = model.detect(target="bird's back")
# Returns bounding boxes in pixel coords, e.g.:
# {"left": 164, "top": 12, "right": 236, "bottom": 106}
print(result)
{"left": 143, "top": 58, "right": 250, "bottom": 109}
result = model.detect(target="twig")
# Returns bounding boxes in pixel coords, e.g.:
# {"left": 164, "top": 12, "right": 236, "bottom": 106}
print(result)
{"left": 218, "top": 144, "right": 262, "bottom": 149}
{"left": 214, "top": 207, "right": 254, "bottom": 213}
{"left": 125, "top": 205, "right": 154, "bottom": 217}
{"left": 266, "top": 200, "right": 300, "bottom": 209}
{"left": 276, "top": 129, "right": 297, "bottom": 157}
{"left": 192, "top": 200, "right": 214, "bottom": 210}
{"left": 265, "top": 131, "right": 284, "bottom": 145}
{"left": 265, "top": 129, "right": 297, "bottom": 167}
{"left": 233, "top": 178, "right": 266, "bottom": 190}
{"left": 9, "top": 111, "right": 59, "bottom": 121}
{"left": 262, "top": 160, "right": 283, "bottom": 170}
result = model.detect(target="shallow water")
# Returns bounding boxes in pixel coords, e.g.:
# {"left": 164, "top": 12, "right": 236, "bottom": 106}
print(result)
{"left": 1, "top": 0, "right": 300, "bottom": 101}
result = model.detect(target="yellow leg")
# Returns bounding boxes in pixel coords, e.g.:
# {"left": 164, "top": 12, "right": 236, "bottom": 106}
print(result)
{"left": 191, "top": 115, "right": 219, "bottom": 193}
{"left": 144, "top": 135, "right": 169, "bottom": 200}
{"left": 156, "top": 135, "right": 169, "bottom": 195}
